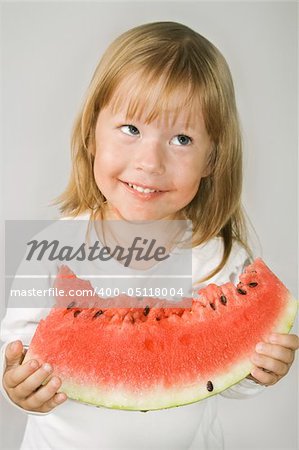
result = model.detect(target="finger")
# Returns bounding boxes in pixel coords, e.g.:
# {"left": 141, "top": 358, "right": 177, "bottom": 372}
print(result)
{"left": 24, "top": 377, "right": 65, "bottom": 410}
{"left": 251, "top": 353, "right": 288, "bottom": 377}
{"left": 4, "top": 359, "right": 41, "bottom": 389}
{"left": 268, "top": 333, "right": 299, "bottom": 350}
{"left": 42, "top": 392, "right": 68, "bottom": 411}
{"left": 255, "top": 342, "right": 294, "bottom": 365}
{"left": 251, "top": 367, "right": 278, "bottom": 386}
{"left": 14, "top": 363, "right": 54, "bottom": 399}
{"left": 5, "top": 341, "right": 25, "bottom": 369}
{"left": 23, "top": 391, "right": 67, "bottom": 413}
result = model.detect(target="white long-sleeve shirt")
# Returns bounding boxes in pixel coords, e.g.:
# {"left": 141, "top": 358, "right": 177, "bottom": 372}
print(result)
{"left": 1, "top": 216, "right": 264, "bottom": 450}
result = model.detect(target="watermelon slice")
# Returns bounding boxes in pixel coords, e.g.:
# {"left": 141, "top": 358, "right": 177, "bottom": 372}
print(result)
{"left": 23, "top": 258, "right": 298, "bottom": 411}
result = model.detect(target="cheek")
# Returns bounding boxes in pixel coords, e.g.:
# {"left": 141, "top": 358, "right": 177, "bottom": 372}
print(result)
{"left": 181, "top": 180, "right": 201, "bottom": 202}
{"left": 93, "top": 145, "right": 119, "bottom": 178}
{"left": 171, "top": 160, "right": 206, "bottom": 207}
{"left": 175, "top": 159, "right": 205, "bottom": 191}
{"left": 93, "top": 150, "right": 111, "bottom": 192}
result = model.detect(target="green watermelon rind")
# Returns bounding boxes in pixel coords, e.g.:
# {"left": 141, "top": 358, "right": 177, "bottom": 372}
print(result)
{"left": 56, "top": 293, "right": 298, "bottom": 411}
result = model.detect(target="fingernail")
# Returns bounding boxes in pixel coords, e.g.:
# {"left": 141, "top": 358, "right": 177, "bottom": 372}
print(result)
{"left": 269, "top": 334, "right": 277, "bottom": 343}
{"left": 43, "top": 363, "right": 52, "bottom": 373}
{"left": 255, "top": 343, "right": 264, "bottom": 353}
{"left": 30, "top": 360, "right": 39, "bottom": 369}
{"left": 51, "top": 377, "right": 60, "bottom": 387}
{"left": 56, "top": 393, "right": 66, "bottom": 403}
{"left": 10, "top": 341, "right": 19, "bottom": 351}
{"left": 251, "top": 354, "right": 259, "bottom": 364}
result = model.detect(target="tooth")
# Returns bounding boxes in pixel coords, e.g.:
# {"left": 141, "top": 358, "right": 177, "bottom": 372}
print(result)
{"left": 127, "top": 182, "right": 158, "bottom": 193}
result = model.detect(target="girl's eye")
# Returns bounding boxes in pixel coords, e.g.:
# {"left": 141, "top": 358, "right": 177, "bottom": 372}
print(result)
{"left": 120, "top": 125, "right": 140, "bottom": 136}
{"left": 171, "top": 134, "right": 193, "bottom": 146}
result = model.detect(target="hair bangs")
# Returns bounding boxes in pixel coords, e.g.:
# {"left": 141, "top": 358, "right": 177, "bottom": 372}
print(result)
{"left": 109, "top": 66, "right": 202, "bottom": 130}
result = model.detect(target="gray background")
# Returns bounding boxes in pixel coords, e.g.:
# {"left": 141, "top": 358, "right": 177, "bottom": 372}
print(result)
{"left": 0, "top": 1, "right": 298, "bottom": 449}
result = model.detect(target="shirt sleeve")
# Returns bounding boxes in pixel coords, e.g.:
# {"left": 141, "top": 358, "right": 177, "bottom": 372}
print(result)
{"left": 0, "top": 308, "right": 54, "bottom": 415}
{"left": 220, "top": 376, "right": 265, "bottom": 399}
{"left": 1, "top": 232, "right": 56, "bottom": 414}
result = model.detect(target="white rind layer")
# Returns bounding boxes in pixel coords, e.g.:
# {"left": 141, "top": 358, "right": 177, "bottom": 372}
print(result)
{"left": 272, "top": 293, "right": 298, "bottom": 333}
{"left": 61, "top": 358, "right": 255, "bottom": 411}
{"left": 57, "top": 294, "right": 298, "bottom": 411}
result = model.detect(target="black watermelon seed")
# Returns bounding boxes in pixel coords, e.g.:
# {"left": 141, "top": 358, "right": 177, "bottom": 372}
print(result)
{"left": 207, "top": 381, "right": 214, "bottom": 392}
{"left": 248, "top": 282, "right": 258, "bottom": 287}
{"left": 93, "top": 310, "right": 104, "bottom": 319}
{"left": 143, "top": 305, "right": 150, "bottom": 316}
{"left": 73, "top": 310, "right": 81, "bottom": 317}
{"left": 67, "top": 301, "right": 76, "bottom": 309}
{"left": 140, "top": 410, "right": 149, "bottom": 413}
{"left": 220, "top": 295, "right": 227, "bottom": 305}
{"left": 210, "top": 303, "right": 216, "bottom": 310}
{"left": 237, "top": 288, "right": 247, "bottom": 295}
{"left": 156, "top": 317, "right": 160, "bottom": 321}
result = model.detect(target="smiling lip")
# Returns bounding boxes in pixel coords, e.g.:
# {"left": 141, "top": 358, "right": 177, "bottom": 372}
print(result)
{"left": 120, "top": 180, "right": 167, "bottom": 199}
{"left": 120, "top": 180, "right": 167, "bottom": 192}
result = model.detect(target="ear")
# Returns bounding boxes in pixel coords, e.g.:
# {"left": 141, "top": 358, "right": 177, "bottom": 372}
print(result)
{"left": 202, "top": 164, "right": 211, "bottom": 178}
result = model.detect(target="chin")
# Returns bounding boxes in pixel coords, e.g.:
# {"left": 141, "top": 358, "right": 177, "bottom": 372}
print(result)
{"left": 123, "top": 212, "right": 162, "bottom": 222}
{"left": 119, "top": 209, "right": 168, "bottom": 222}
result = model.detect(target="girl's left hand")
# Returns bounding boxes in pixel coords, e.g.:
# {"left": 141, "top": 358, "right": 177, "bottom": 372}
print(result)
{"left": 247, "top": 333, "right": 299, "bottom": 386}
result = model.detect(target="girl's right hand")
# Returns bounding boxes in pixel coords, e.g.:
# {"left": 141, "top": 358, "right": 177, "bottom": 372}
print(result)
{"left": 2, "top": 340, "right": 67, "bottom": 413}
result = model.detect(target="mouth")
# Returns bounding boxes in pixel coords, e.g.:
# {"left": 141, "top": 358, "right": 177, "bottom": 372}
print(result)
{"left": 120, "top": 180, "right": 166, "bottom": 194}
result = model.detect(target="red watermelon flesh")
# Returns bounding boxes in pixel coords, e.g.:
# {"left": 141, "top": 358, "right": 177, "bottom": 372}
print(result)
{"left": 23, "top": 258, "right": 298, "bottom": 411}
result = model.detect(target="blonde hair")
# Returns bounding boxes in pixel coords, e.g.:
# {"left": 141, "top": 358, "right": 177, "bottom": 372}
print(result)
{"left": 52, "top": 21, "right": 253, "bottom": 282}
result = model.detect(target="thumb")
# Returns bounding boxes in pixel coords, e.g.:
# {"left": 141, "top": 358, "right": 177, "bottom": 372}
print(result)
{"left": 5, "top": 340, "right": 25, "bottom": 370}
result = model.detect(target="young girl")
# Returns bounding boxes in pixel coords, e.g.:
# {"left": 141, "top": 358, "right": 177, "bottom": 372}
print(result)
{"left": 1, "top": 21, "right": 298, "bottom": 450}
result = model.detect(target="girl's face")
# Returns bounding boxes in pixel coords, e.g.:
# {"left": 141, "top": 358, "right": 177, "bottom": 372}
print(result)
{"left": 93, "top": 83, "right": 212, "bottom": 222}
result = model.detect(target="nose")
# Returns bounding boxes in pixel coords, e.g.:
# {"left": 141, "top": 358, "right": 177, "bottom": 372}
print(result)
{"left": 134, "top": 139, "right": 165, "bottom": 175}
